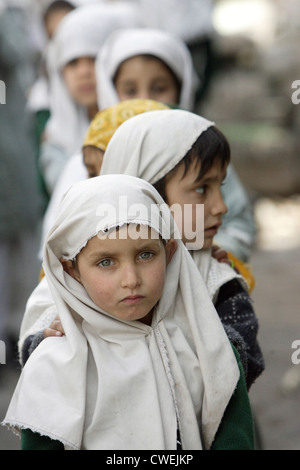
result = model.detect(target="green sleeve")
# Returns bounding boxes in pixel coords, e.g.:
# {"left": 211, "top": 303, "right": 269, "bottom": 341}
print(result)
{"left": 21, "top": 428, "right": 64, "bottom": 450}
{"left": 210, "top": 345, "right": 255, "bottom": 450}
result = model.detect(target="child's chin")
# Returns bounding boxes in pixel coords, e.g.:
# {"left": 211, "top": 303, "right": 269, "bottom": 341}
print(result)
{"left": 202, "top": 238, "right": 213, "bottom": 250}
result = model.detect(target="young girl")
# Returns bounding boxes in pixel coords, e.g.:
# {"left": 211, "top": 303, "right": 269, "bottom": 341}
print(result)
{"left": 96, "top": 27, "right": 197, "bottom": 112}
{"left": 27, "top": 0, "right": 76, "bottom": 208}
{"left": 39, "top": 3, "right": 140, "bottom": 194}
{"left": 4, "top": 175, "right": 254, "bottom": 450}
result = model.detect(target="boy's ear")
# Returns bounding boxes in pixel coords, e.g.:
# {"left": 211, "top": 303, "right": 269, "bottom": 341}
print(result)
{"left": 165, "top": 239, "right": 177, "bottom": 266}
{"left": 60, "top": 258, "right": 81, "bottom": 283}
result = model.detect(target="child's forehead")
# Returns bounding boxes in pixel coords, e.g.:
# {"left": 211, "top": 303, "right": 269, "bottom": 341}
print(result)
{"left": 83, "top": 225, "right": 163, "bottom": 252}
{"left": 117, "top": 54, "right": 171, "bottom": 75}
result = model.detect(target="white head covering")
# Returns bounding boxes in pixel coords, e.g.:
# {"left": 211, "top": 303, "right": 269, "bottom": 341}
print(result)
{"left": 101, "top": 109, "right": 246, "bottom": 301}
{"left": 4, "top": 174, "right": 239, "bottom": 450}
{"left": 96, "top": 28, "right": 198, "bottom": 111}
{"left": 45, "top": 3, "right": 140, "bottom": 156}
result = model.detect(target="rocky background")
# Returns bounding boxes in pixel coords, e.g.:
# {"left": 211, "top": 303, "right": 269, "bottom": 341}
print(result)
{"left": 199, "top": 0, "right": 300, "bottom": 199}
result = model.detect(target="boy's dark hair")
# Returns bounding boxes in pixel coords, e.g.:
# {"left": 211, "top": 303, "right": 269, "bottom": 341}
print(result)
{"left": 153, "top": 126, "right": 230, "bottom": 201}
{"left": 43, "top": 0, "right": 75, "bottom": 23}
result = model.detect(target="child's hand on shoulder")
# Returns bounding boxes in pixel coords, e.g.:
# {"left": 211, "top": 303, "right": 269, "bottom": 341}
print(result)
{"left": 211, "top": 244, "right": 232, "bottom": 266}
{"left": 44, "top": 315, "right": 65, "bottom": 338}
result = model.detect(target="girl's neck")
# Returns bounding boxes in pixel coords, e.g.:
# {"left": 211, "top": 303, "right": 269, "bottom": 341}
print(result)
{"left": 140, "top": 309, "right": 154, "bottom": 326}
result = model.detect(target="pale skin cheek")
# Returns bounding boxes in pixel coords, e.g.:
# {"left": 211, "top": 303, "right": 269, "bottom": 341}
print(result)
{"left": 92, "top": 288, "right": 113, "bottom": 310}
{"left": 81, "top": 277, "right": 112, "bottom": 309}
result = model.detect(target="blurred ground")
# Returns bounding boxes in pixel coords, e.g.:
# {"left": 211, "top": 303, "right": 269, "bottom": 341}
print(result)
{"left": 249, "top": 198, "right": 300, "bottom": 450}
{"left": 250, "top": 244, "right": 300, "bottom": 451}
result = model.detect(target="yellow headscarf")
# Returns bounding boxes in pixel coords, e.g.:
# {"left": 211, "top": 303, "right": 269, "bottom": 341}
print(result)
{"left": 83, "top": 99, "right": 170, "bottom": 151}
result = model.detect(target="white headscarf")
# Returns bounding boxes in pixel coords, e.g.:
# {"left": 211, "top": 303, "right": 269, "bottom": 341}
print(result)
{"left": 4, "top": 175, "right": 239, "bottom": 450}
{"left": 45, "top": 3, "right": 140, "bottom": 156}
{"left": 101, "top": 109, "right": 246, "bottom": 301}
{"left": 96, "top": 28, "right": 198, "bottom": 111}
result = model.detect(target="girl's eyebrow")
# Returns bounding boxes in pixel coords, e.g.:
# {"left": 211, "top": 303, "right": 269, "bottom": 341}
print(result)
{"left": 87, "top": 250, "right": 115, "bottom": 261}
{"left": 87, "top": 239, "right": 162, "bottom": 261}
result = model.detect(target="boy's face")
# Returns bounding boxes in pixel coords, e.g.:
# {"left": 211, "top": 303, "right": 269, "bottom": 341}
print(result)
{"left": 63, "top": 225, "right": 177, "bottom": 325}
{"left": 114, "top": 55, "right": 180, "bottom": 105}
{"left": 164, "top": 158, "right": 228, "bottom": 250}
{"left": 62, "top": 57, "right": 97, "bottom": 109}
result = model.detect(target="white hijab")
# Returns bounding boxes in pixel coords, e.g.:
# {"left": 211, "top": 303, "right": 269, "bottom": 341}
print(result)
{"left": 96, "top": 28, "right": 198, "bottom": 111}
{"left": 101, "top": 110, "right": 246, "bottom": 301}
{"left": 45, "top": 3, "right": 140, "bottom": 156}
{"left": 4, "top": 175, "right": 239, "bottom": 450}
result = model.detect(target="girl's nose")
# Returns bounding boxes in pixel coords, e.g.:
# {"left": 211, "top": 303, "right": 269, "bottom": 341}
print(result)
{"left": 77, "top": 58, "right": 95, "bottom": 76}
{"left": 138, "top": 88, "right": 152, "bottom": 100}
{"left": 120, "top": 264, "right": 141, "bottom": 290}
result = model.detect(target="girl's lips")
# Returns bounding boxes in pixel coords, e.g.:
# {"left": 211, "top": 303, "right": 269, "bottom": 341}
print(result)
{"left": 121, "top": 295, "right": 144, "bottom": 305}
{"left": 79, "top": 84, "right": 96, "bottom": 93}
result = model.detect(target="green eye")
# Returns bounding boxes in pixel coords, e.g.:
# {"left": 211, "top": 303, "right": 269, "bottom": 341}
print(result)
{"left": 98, "top": 259, "right": 113, "bottom": 268}
{"left": 138, "top": 252, "right": 153, "bottom": 260}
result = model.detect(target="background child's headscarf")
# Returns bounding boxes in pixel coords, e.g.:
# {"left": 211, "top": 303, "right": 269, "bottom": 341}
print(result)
{"left": 101, "top": 109, "right": 247, "bottom": 300}
{"left": 96, "top": 28, "right": 198, "bottom": 111}
{"left": 5, "top": 175, "right": 239, "bottom": 450}
{"left": 83, "top": 98, "right": 169, "bottom": 151}
{"left": 44, "top": 3, "right": 140, "bottom": 156}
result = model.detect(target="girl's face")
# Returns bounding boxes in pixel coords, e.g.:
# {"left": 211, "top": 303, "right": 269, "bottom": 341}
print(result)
{"left": 164, "top": 158, "right": 228, "bottom": 250}
{"left": 114, "top": 55, "right": 180, "bottom": 105}
{"left": 62, "top": 57, "right": 98, "bottom": 112}
{"left": 63, "top": 225, "right": 177, "bottom": 325}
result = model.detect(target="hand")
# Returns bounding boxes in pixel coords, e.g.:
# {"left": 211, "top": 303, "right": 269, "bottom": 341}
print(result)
{"left": 211, "top": 244, "right": 232, "bottom": 266}
{"left": 44, "top": 315, "right": 65, "bottom": 338}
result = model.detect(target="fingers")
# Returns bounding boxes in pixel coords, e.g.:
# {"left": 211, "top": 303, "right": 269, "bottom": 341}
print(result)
{"left": 44, "top": 316, "right": 65, "bottom": 338}
{"left": 211, "top": 244, "right": 229, "bottom": 263}
{"left": 44, "top": 327, "right": 64, "bottom": 338}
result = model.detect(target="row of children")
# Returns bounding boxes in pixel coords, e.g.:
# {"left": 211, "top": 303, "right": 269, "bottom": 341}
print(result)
{"left": 32, "top": 1, "right": 255, "bottom": 263}
{"left": 3, "top": 0, "right": 264, "bottom": 450}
